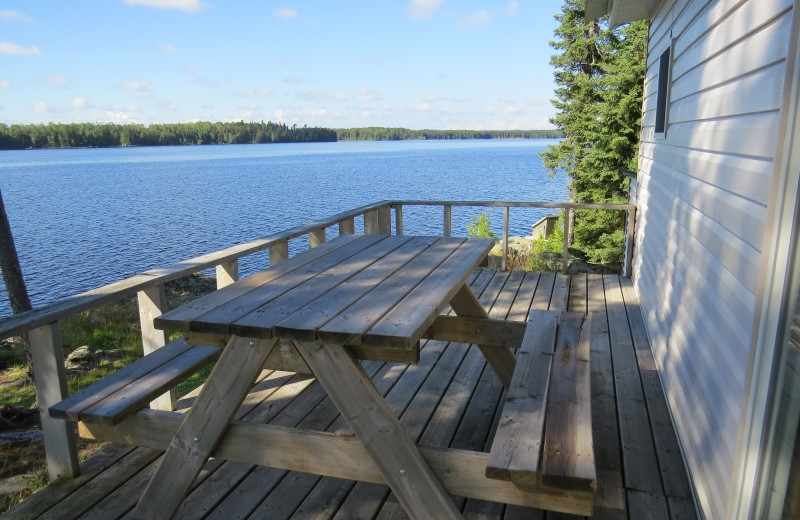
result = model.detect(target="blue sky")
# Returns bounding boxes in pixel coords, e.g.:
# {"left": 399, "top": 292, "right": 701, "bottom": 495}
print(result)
{"left": 0, "top": 0, "right": 564, "bottom": 130}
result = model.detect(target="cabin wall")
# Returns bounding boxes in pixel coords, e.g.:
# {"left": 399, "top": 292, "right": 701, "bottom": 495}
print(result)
{"left": 633, "top": 0, "right": 795, "bottom": 517}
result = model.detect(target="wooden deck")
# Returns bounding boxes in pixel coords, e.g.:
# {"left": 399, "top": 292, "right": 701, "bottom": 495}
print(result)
{"left": 5, "top": 269, "right": 697, "bottom": 520}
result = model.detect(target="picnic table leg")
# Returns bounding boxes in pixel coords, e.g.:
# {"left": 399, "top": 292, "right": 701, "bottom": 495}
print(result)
{"left": 295, "top": 340, "right": 464, "bottom": 520}
{"left": 129, "top": 336, "right": 278, "bottom": 520}
{"left": 449, "top": 284, "right": 516, "bottom": 388}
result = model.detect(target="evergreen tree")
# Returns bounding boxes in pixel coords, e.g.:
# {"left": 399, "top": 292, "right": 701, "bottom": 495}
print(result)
{"left": 541, "top": 0, "right": 647, "bottom": 264}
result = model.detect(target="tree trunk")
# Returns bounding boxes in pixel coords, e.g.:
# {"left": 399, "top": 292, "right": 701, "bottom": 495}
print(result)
{"left": 0, "top": 188, "right": 34, "bottom": 377}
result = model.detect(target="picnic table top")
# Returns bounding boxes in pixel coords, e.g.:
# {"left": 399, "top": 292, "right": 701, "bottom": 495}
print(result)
{"left": 155, "top": 234, "right": 495, "bottom": 354}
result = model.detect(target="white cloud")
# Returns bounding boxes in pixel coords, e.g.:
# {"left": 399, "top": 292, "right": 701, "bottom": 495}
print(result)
{"left": 361, "top": 110, "right": 373, "bottom": 119}
{"left": 156, "top": 43, "right": 178, "bottom": 54}
{"left": 284, "top": 76, "right": 307, "bottom": 84}
{"left": 156, "top": 102, "right": 176, "bottom": 111}
{"left": 411, "top": 102, "right": 432, "bottom": 112}
{"left": 406, "top": 0, "right": 444, "bottom": 21}
{"left": 333, "top": 92, "right": 348, "bottom": 101}
{"left": 305, "top": 108, "right": 327, "bottom": 118}
{"left": 302, "top": 90, "right": 331, "bottom": 101}
{"left": 123, "top": 0, "right": 210, "bottom": 13}
{"left": 457, "top": 10, "right": 493, "bottom": 30}
{"left": 0, "top": 80, "right": 10, "bottom": 88}
{"left": 72, "top": 97, "right": 92, "bottom": 108}
{"left": 274, "top": 7, "right": 298, "bottom": 19}
{"left": 0, "top": 42, "right": 42, "bottom": 56}
{"left": 105, "top": 111, "right": 137, "bottom": 123}
{"left": 32, "top": 101, "right": 51, "bottom": 113}
{"left": 43, "top": 75, "right": 70, "bottom": 85}
{"left": 235, "top": 88, "right": 273, "bottom": 97}
{"left": 505, "top": 105, "right": 521, "bottom": 115}
{"left": 0, "top": 10, "right": 36, "bottom": 24}
{"left": 183, "top": 64, "right": 197, "bottom": 73}
{"left": 116, "top": 80, "right": 155, "bottom": 97}
{"left": 507, "top": 2, "right": 519, "bottom": 16}
{"left": 355, "top": 88, "right": 382, "bottom": 101}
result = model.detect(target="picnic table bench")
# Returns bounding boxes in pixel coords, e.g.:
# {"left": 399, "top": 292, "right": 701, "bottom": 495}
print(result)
{"left": 50, "top": 234, "right": 596, "bottom": 518}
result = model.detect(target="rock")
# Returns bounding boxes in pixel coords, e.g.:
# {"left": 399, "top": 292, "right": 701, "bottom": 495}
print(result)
{"left": 64, "top": 346, "right": 126, "bottom": 371}
{"left": 0, "top": 474, "right": 35, "bottom": 494}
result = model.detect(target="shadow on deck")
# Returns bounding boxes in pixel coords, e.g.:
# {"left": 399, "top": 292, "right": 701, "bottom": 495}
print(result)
{"left": 5, "top": 269, "right": 697, "bottom": 520}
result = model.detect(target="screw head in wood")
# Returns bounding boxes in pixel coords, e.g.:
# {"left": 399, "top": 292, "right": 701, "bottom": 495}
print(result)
{"left": 314, "top": 344, "right": 322, "bottom": 352}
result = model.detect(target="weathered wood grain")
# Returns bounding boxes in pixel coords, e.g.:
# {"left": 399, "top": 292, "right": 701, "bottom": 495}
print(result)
{"left": 129, "top": 337, "right": 278, "bottom": 520}
{"left": 272, "top": 235, "right": 431, "bottom": 340}
{"left": 542, "top": 312, "right": 596, "bottom": 492}
{"left": 317, "top": 237, "right": 463, "bottom": 346}
{"left": 486, "top": 310, "right": 559, "bottom": 484}
{"left": 79, "top": 345, "right": 220, "bottom": 425}
{"left": 154, "top": 234, "right": 367, "bottom": 332}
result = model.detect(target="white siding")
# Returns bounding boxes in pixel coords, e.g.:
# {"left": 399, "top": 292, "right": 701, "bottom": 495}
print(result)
{"left": 633, "top": 0, "right": 794, "bottom": 517}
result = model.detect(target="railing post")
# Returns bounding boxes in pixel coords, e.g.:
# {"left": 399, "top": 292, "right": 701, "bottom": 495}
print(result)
{"left": 216, "top": 259, "right": 239, "bottom": 288}
{"left": 309, "top": 227, "right": 326, "bottom": 248}
{"left": 138, "top": 285, "right": 174, "bottom": 411}
{"left": 443, "top": 205, "right": 452, "bottom": 237}
{"left": 339, "top": 218, "right": 355, "bottom": 236}
{"left": 29, "top": 322, "right": 79, "bottom": 480}
{"left": 501, "top": 206, "right": 509, "bottom": 271}
{"left": 395, "top": 205, "right": 404, "bottom": 236}
{"left": 624, "top": 206, "right": 636, "bottom": 278}
{"left": 377, "top": 205, "right": 392, "bottom": 235}
{"left": 364, "top": 209, "right": 378, "bottom": 234}
{"left": 270, "top": 240, "right": 289, "bottom": 265}
{"left": 562, "top": 208, "right": 572, "bottom": 274}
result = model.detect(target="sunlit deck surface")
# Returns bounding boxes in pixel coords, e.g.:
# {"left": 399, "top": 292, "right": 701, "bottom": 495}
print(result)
{"left": 6, "top": 269, "right": 697, "bottom": 520}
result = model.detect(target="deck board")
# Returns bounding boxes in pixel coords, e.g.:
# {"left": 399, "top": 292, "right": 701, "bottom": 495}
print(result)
{"left": 8, "top": 269, "right": 696, "bottom": 520}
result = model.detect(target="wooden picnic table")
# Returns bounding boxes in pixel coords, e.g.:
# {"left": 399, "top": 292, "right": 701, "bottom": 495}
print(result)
{"left": 61, "top": 233, "right": 594, "bottom": 519}
{"left": 130, "top": 234, "right": 516, "bottom": 519}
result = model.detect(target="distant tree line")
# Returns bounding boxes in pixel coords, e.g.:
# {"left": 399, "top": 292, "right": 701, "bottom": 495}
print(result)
{"left": 0, "top": 122, "right": 562, "bottom": 150}
{"left": 335, "top": 127, "right": 563, "bottom": 141}
{"left": 0, "top": 121, "right": 337, "bottom": 149}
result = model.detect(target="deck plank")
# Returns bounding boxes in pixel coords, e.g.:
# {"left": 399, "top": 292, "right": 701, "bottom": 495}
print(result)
{"left": 587, "top": 274, "right": 627, "bottom": 520}
{"left": 619, "top": 277, "right": 694, "bottom": 501}
{"left": 603, "top": 275, "right": 663, "bottom": 495}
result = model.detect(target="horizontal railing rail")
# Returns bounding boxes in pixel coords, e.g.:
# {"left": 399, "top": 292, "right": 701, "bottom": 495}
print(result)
{"left": 0, "top": 199, "right": 635, "bottom": 482}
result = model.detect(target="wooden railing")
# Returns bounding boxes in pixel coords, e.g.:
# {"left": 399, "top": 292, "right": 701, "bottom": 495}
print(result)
{"left": 0, "top": 199, "right": 634, "bottom": 481}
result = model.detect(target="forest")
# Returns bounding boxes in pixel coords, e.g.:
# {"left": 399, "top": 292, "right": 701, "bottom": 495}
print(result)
{"left": 0, "top": 121, "right": 562, "bottom": 150}
{"left": 335, "top": 127, "right": 563, "bottom": 141}
{"left": 0, "top": 121, "right": 337, "bottom": 150}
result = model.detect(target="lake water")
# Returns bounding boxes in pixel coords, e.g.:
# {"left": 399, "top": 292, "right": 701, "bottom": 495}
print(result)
{"left": 0, "top": 139, "right": 567, "bottom": 317}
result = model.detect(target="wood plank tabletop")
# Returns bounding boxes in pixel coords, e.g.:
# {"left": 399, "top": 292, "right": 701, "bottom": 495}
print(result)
{"left": 156, "top": 235, "right": 495, "bottom": 356}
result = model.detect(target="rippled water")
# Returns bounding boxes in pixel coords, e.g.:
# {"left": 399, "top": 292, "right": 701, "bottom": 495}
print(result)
{"left": 0, "top": 139, "right": 567, "bottom": 317}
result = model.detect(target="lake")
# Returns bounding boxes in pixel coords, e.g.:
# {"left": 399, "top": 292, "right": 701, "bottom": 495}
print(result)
{"left": 0, "top": 139, "right": 567, "bottom": 317}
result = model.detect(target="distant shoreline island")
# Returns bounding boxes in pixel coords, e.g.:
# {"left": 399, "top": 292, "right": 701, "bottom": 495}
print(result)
{"left": 0, "top": 121, "right": 563, "bottom": 150}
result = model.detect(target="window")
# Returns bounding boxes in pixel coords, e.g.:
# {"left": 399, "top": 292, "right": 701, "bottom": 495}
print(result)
{"left": 655, "top": 47, "right": 671, "bottom": 135}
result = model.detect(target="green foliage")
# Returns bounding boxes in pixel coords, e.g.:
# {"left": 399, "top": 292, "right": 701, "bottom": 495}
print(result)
{"left": 541, "top": 0, "right": 647, "bottom": 264}
{"left": 335, "top": 127, "right": 563, "bottom": 140}
{"left": 0, "top": 121, "right": 337, "bottom": 150}
{"left": 528, "top": 213, "right": 567, "bottom": 271}
{"left": 467, "top": 212, "right": 498, "bottom": 240}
